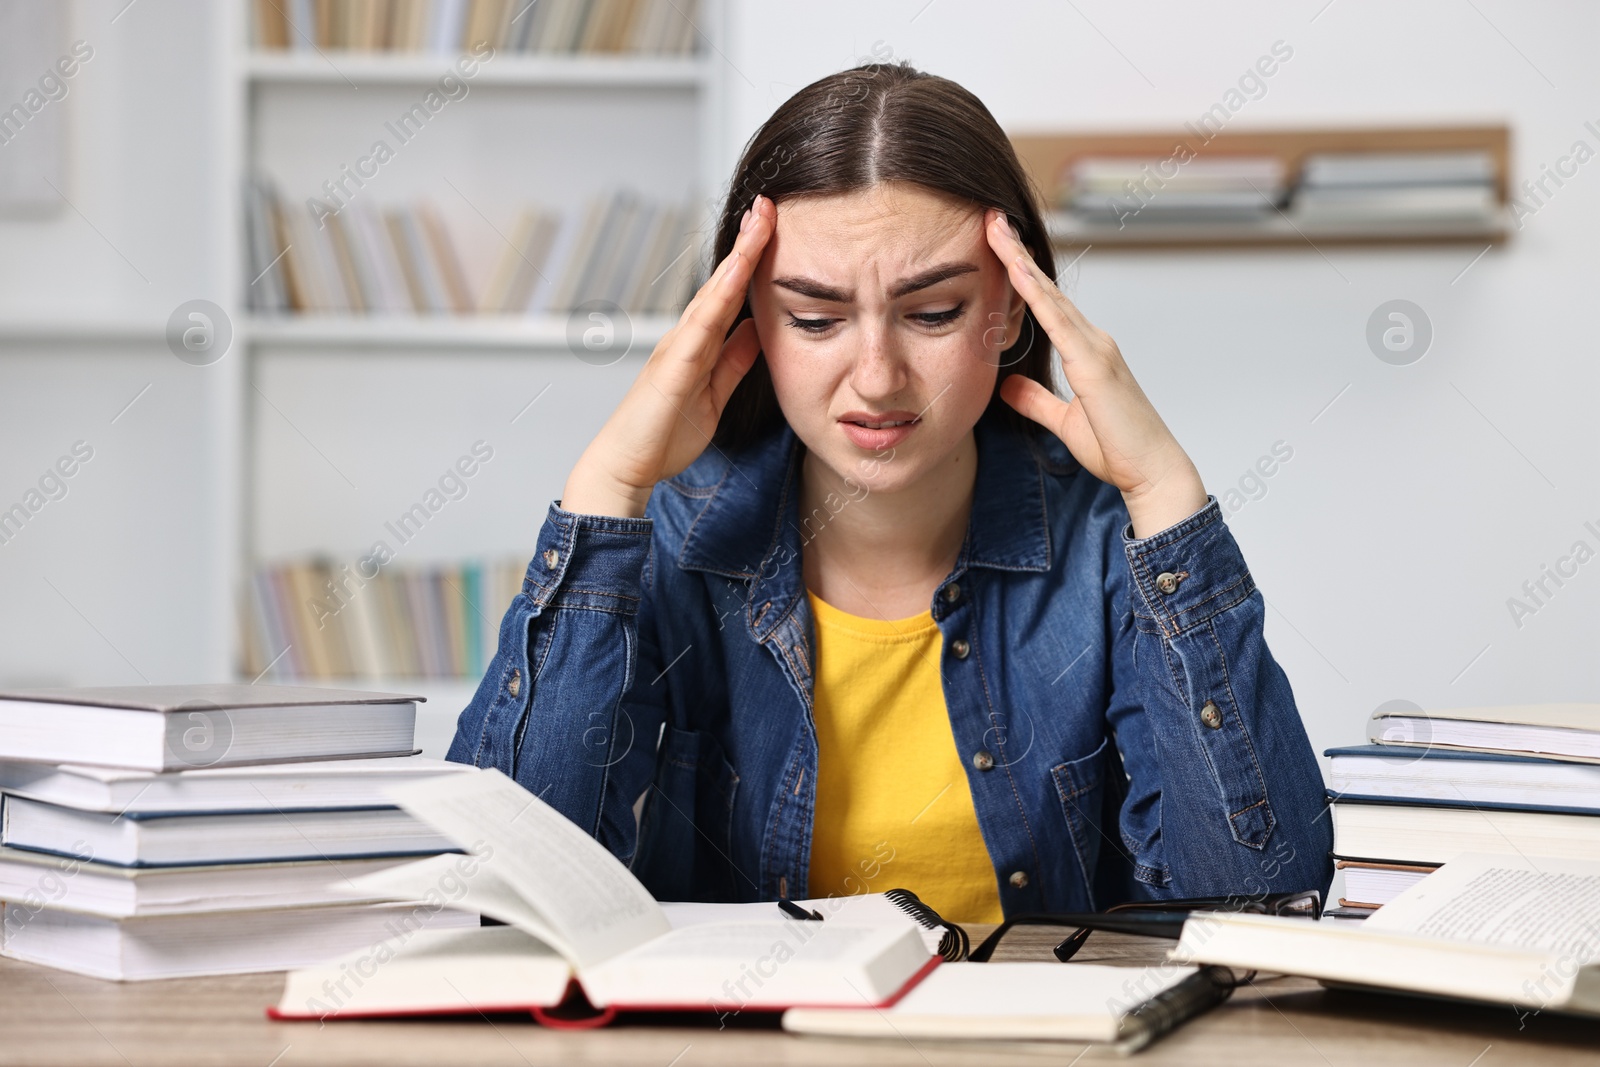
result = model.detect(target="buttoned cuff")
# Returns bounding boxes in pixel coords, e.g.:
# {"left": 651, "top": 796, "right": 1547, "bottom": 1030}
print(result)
{"left": 1122, "top": 494, "right": 1256, "bottom": 637}
{"left": 524, "top": 501, "right": 654, "bottom": 612}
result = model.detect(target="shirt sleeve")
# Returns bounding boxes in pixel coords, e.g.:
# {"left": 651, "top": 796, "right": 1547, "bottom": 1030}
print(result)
{"left": 445, "top": 500, "right": 666, "bottom": 863}
{"left": 1103, "top": 493, "right": 1333, "bottom": 902}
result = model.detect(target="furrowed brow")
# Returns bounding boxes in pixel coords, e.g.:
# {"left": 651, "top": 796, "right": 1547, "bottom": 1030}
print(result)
{"left": 771, "top": 261, "right": 979, "bottom": 303}
{"left": 770, "top": 276, "right": 851, "bottom": 302}
{"left": 889, "top": 262, "right": 978, "bottom": 299}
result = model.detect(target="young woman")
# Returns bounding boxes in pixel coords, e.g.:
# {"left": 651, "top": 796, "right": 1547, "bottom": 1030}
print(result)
{"left": 449, "top": 62, "right": 1332, "bottom": 923}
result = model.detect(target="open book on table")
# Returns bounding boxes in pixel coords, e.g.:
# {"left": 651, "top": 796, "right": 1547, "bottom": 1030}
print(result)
{"left": 269, "top": 768, "right": 940, "bottom": 1024}
{"left": 1171, "top": 853, "right": 1600, "bottom": 1018}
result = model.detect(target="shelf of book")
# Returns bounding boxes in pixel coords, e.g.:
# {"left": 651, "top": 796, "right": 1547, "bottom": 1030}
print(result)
{"left": 248, "top": 0, "right": 704, "bottom": 60}
{"left": 1016, "top": 124, "right": 1514, "bottom": 250}
{"left": 226, "top": 0, "right": 728, "bottom": 686}
{"left": 245, "top": 51, "right": 710, "bottom": 87}
{"left": 246, "top": 313, "right": 678, "bottom": 348}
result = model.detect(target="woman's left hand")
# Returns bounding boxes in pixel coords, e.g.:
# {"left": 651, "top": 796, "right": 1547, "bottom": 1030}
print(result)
{"left": 985, "top": 209, "right": 1209, "bottom": 539}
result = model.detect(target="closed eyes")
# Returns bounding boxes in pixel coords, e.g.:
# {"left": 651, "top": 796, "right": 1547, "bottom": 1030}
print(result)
{"left": 784, "top": 303, "right": 967, "bottom": 334}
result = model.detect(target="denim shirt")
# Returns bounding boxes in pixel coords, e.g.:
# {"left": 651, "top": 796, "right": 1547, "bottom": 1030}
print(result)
{"left": 447, "top": 407, "right": 1334, "bottom": 913}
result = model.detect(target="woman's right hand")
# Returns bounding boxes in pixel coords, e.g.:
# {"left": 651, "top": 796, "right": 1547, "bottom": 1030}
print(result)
{"left": 560, "top": 194, "right": 774, "bottom": 518}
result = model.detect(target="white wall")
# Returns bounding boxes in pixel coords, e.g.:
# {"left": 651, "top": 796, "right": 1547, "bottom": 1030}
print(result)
{"left": 0, "top": 0, "right": 233, "bottom": 686}
{"left": 722, "top": 0, "right": 1600, "bottom": 757}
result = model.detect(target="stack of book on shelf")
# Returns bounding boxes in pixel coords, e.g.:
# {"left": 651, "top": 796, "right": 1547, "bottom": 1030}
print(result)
{"left": 0, "top": 684, "right": 478, "bottom": 980}
{"left": 252, "top": 0, "right": 702, "bottom": 55}
{"left": 1327, "top": 703, "right": 1600, "bottom": 912}
{"left": 1058, "top": 155, "right": 1286, "bottom": 227}
{"left": 1289, "top": 149, "right": 1500, "bottom": 229}
{"left": 245, "top": 184, "right": 702, "bottom": 318}
{"left": 243, "top": 557, "right": 526, "bottom": 681}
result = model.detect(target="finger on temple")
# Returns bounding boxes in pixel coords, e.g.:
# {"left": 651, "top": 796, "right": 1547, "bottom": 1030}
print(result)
{"left": 1001, "top": 374, "right": 1060, "bottom": 428}
{"left": 709, "top": 319, "right": 761, "bottom": 409}
{"left": 674, "top": 213, "right": 768, "bottom": 354}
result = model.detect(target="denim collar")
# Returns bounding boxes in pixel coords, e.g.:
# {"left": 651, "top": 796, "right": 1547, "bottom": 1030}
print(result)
{"left": 677, "top": 409, "right": 1054, "bottom": 639}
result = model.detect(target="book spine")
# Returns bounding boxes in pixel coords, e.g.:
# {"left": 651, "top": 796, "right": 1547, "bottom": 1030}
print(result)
{"left": 464, "top": 560, "right": 484, "bottom": 676}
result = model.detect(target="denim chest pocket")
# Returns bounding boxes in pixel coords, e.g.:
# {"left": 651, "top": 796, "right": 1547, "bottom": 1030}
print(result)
{"left": 1050, "top": 735, "right": 1109, "bottom": 908}
{"left": 633, "top": 724, "right": 741, "bottom": 902}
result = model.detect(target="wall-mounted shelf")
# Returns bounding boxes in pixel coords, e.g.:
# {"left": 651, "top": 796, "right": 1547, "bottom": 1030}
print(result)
{"left": 0, "top": 318, "right": 167, "bottom": 343}
{"left": 1013, "top": 125, "right": 1513, "bottom": 250}
{"left": 1046, "top": 208, "right": 1509, "bottom": 249}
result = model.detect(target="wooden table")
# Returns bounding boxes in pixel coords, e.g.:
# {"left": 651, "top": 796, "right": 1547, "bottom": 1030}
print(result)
{"left": 2, "top": 925, "right": 1597, "bottom": 1066}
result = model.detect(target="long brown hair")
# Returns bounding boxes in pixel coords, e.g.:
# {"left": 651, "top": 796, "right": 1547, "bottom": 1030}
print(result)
{"left": 707, "top": 60, "right": 1059, "bottom": 456}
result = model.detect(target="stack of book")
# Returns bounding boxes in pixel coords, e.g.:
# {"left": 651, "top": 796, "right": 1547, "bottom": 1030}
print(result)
{"left": 242, "top": 557, "right": 526, "bottom": 681}
{"left": 252, "top": 0, "right": 702, "bottom": 55}
{"left": 1327, "top": 703, "right": 1600, "bottom": 912}
{"left": 1059, "top": 155, "right": 1286, "bottom": 225}
{"left": 1289, "top": 149, "right": 1499, "bottom": 228}
{"left": 0, "top": 684, "right": 477, "bottom": 979}
{"left": 245, "top": 184, "right": 702, "bottom": 318}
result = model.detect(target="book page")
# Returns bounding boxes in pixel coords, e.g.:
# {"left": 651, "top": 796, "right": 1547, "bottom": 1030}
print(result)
{"left": 341, "top": 853, "right": 573, "bottom": 958}
{"left": 613, "top": 921, "right": 893, "bottom": 963}
{"left": 584, "top": 921, "right": 927, "bottom": 1009}
{"left": 1378, "top": 704, "right": 1600, "bottom": 730}
{"left": 660, "top": 893, "right": 942, "bottom": 955}
{"left": 276, "top": 925, "right": 572, "bottom": 1019}
{"left": 1367, "top": 853, "right": 1600, "bottom": 961}
{"left": 384, "top": 768, "right": 669, "bottom": 970}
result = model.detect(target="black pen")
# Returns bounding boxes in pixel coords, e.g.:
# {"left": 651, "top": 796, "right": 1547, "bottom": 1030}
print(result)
{"left": 778, "top": 898, "right": 823, "bottom": 921}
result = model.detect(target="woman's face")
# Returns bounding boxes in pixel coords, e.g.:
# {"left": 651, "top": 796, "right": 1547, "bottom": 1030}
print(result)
{"left": 747, "top": 181, "right": 1026, "bottom": 495}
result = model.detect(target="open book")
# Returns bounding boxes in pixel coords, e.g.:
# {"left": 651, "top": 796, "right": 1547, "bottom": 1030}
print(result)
{"left": 1171, "top": 853, "right": 1600, "bottom": 1017}
{"left": 270, "top": 768, "right": 939, "bottom": 1022}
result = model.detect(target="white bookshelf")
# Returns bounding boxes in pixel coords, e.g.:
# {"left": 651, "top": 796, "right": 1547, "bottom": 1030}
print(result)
{"left": 245, "top": 313, "right": 681, "bottom": 349}
{"left": 227, "top": 1, "right": 729, "bottom": 699}
{"left": 0, "top": 318, "right": 167, "bottom": 343}
{"left": 244, "top": 50, "right": 710, "bottom": 87}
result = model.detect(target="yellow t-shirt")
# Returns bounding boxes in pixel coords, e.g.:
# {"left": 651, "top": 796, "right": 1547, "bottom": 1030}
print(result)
{"left": 804, "top": 588, "right": 1003, "bottom": 924}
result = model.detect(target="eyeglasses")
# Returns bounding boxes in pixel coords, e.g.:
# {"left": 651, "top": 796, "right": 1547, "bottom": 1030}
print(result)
{"left": 967, "top": 889, "right": 1322, "bottom": 963}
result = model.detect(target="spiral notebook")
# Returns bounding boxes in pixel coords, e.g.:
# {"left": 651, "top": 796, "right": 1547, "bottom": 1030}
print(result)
{"left": 783, "top": 961, "right": 1228, "bottom": 1051}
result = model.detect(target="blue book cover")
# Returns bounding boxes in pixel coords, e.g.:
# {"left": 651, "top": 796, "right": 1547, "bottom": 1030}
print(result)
{"left": 113, "top": 804, "right": 400, "bottom": 820}
{"left": 1324, "top": 794, "right": 1600, "bottom": 818}
{"left": 2, "top": 841, "right": 464, "bottom": 869}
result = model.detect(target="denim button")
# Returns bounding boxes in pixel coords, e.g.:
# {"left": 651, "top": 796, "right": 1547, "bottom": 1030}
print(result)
{"left": 543, "top": 548, "right": 560, "bottom": 569}
{"left": 1200, "top": 700, "right": 1222, "bottom": 729}
{"left": 1156, "top": 571, "right": 1180, "bottom": 595}
{"left": 972, "top": 749, "right": 994, "bottom": 771}
{"left": 507, "top": 669, "right": 522, "bottom": 698}
{"left": 951, "top": 638, "right": 970, "bottom": 659}
{"left": 1008, "top": 870, "right": 1029, "bottom": 889}
{"left": 943, "top": 583, "right": 961, "bottom": 603}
